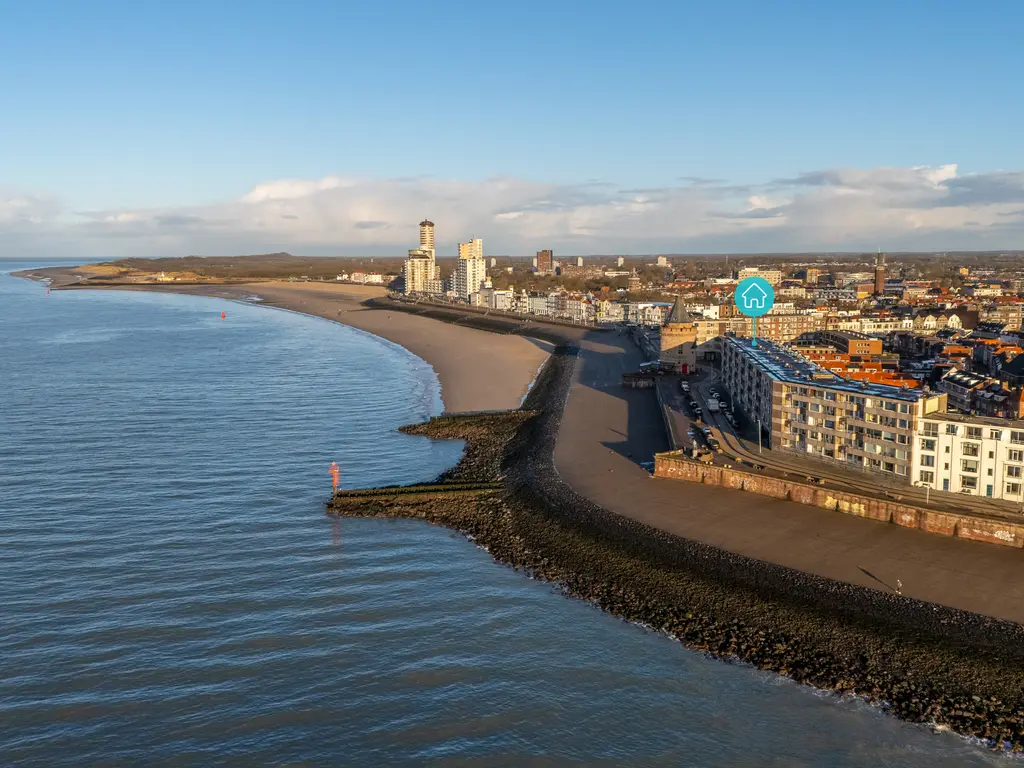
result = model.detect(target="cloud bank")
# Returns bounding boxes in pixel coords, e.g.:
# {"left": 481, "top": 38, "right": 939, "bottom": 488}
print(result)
{"left": 4, "top": 164, "right": 1024, "bottom": 259}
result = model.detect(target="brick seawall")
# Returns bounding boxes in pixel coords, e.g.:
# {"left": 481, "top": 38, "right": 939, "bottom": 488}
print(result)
{"left": 654, "top": 451, "right": 1024, "bottom": 549}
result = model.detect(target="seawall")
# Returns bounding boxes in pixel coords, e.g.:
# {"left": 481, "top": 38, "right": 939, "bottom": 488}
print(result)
{"left": 655, "top": 451, "right": 1024, "bottom": 548}
{"left": 330, "top": 346, "right": 1024, "bottom": 751}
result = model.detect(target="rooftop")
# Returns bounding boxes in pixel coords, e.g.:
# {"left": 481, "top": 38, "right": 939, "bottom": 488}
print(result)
{"left": 725, "top": 337, "right": 930, "bottom": 402}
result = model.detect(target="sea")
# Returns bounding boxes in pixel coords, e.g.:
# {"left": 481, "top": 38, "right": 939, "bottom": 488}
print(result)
{"left": 0, "top": 260, "right": 1007, "bottom": 766}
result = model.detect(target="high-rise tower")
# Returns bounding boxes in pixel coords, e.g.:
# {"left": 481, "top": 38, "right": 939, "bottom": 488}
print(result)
{"left": 419, "top": 220, "right": 435, "bottom": 255}
{"left": 874, "top": 251, "right": 886, "bottom": 296}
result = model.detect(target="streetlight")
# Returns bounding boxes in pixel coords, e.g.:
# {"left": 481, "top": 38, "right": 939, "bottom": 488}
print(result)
{"left": 914, "top": 481, "right": 931, "bottom": 505}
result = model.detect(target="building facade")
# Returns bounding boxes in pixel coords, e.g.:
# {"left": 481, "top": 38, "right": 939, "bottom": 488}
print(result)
{"left": 454, "top": 255, "right": 487, "bottom": 300}
{"left": 457, "top": 238, "right": 483, "bottom": 261}
{"left": 912, "top": 414, "right": 1024, "bottom": 500}
{"left": 404, "top": 220, "right": 440, "bottom": 294}
{"left": 536, "top": 249, "right": 553, "bottom": 274}
{"left": 737, "top": 267, "right": 783, "bottom": 286}
{"left": 722, "top": 337, "right": 947, "bottom": 479}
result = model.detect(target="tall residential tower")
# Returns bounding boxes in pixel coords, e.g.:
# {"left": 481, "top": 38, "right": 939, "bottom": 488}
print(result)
{"left": 403, "top": 219, "right": 441, "bottom": 294}
{"left": 455, "top": 238, "right": 486, "bottom": 300}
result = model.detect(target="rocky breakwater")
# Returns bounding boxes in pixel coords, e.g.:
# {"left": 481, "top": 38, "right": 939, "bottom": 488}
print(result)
{"left": 328, "top": 346, "right": 1024, "bottom": 752}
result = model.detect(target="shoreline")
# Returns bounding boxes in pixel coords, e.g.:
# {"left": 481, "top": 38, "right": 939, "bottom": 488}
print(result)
{"left": 330, "top": 346, "right": 1024, "bottom": 752}
{"left": 15, "top": 269, "right": 551, "bottom": 414}
{"left": 18, "top": 264, "right": 1024, "bottom": 748}
{"left": 19, "top": 265, "right": 1024, "bottom": 621}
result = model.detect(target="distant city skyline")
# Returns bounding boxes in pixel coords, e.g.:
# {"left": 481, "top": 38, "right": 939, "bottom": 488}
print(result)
{"left": 2, "top": 1, "right": 1024, "bottom": 258}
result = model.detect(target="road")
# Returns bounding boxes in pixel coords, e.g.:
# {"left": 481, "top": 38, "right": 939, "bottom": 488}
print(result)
{"left": 554, "top": 329, "right": 1024, "bottom": 625}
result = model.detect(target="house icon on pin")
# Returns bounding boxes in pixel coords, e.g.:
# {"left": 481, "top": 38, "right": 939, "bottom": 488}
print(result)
{"left": 740, "top": 281, "right": 768, "bottom": 311}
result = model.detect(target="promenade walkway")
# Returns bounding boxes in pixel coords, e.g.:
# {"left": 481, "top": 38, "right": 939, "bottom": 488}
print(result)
{"left": 554, "top": 330, "right": 1024, "bottom": 625}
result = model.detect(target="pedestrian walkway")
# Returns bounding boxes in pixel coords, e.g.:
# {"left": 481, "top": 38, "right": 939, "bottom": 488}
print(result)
{"left": 555, "top": 331, "right": 1024, "bottom": 625}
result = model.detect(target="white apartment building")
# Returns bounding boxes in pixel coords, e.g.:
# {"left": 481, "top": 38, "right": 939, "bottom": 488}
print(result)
{"left": 738, "top": 267, "right": 783, "bottom": 286}
{"left": 913, "top": 415, "right": 1024, "bottom": 501}
{"left": 457, "top": 238, "right": 483, "bottom": 261}
{"left": 404, "top": 252, "right": 440, "bottom": 294}
{"left": 454, "top": 254, "right": 486, "bottom": 300}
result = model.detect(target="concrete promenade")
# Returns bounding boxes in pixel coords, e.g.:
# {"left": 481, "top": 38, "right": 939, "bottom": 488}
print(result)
{"left": 554, "top": 330, "right": 1024, "bottom": 625}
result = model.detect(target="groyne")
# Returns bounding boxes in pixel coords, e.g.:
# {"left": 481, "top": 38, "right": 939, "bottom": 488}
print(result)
{"left": 655, "top": 451, "right": 1024, "bottom": 548}
{"left": 330, "top": 345, "right": 1024, "bottom": 752}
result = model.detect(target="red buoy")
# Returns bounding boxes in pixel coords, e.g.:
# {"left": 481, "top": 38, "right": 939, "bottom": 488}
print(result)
{"left": 221, "top": 311, "right": 226, "bottom": 320}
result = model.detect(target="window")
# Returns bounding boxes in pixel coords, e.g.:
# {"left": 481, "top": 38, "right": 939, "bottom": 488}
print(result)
{"left": 966, "top": 427, "right": 983, "bottom": 440}
{"left": 1007, "top": 483, "right": 1022, "bottom": 495}
{"left": 1012, "top": 431, "right": 1024, "bottom": 445}
{"left": 946, "top": 424, "right": 959, "bottom": 435}
{"left": 961, "top": 476, "right": 978, "bottom": 490}
{"left": 898, "top": 419, "right": 909, "bottom": 429}
{"left": 922, "top": 422, "right": 939, "bottom": 437}
{"left": 962, "top": 443, "right": 980, "bottom": 457}
{"left": 921, "top": 455, "right": 936, "bottom": 467}
{"left": 1010, "top": 450, "right": 1024, "bottom": 462}
{"left": 961, "top": 459, "right": 979, "bottom": 473}
{"left": 990, "top": 430, "right": 1003, "bottom": 441}
{"left": 920, "top": 438, "right": 936, "bottom": 451}
{"left": 919, "top": 470, "right": 934, "bottom": 483}
{"left": 1008, "top": 466, "right": 1023, "bottom": 479}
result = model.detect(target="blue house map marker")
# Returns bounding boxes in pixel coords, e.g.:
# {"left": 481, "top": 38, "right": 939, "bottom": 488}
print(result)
{"left": 734, "top": 276, "right": 775, "bottom": 347}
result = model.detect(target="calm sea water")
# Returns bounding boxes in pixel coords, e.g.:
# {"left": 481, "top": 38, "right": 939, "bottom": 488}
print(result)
{"left": 0, "top": 262, "right": 1005, "bottom": 766}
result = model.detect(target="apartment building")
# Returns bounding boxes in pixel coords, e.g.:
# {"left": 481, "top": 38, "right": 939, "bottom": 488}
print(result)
{"left": 403, "top": 219, "right": 441, "bottom": 294}
{"left": 536, "top": 249, "right": 554, "bottom": 274}
{"left": 404, "top": 251, "right": 440, "bottom": 294}
{"left": 454, "top": 239, "right": 486, "bottom": 301}
{"left": 938, "top": 370, "right": 993, "bottom": 412}
{"left": 722, "top": 337, "right": 947, "bottom": 479}
{"left": 737, "top": 267, "right": 783, "bottom": 286}
{"left": 913, "top": 414, "right": 1024, "bottom": 501}
{"left": 457, "top": 238, "right": 483, "bottom": 261}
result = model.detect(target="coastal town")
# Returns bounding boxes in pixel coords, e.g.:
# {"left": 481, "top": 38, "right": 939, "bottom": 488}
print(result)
{"left": 386, "top": 218, "right": 1024, "bottom": 510}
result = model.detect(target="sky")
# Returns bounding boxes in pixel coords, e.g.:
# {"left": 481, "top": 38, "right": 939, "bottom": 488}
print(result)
{"left": 3, "top": 0, "right": 1024, "bottom": 258}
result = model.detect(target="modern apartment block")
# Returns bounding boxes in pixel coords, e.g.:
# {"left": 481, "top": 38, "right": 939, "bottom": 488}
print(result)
{"left": 913, "top": 414, "right": 1024, "bottom": 501}
{"left": 737, "top": 267, "right": 783, "bottom": 286}
{"left": 457, "top": 238, "right": 483, "bottom": 261}
{"left": 721, "top": 337, "right": 947, "bottom": 479}
{"left": 454, "top": 239, "right": 487, "bottom": 301}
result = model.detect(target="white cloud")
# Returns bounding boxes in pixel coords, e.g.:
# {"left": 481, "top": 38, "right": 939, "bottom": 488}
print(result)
{"left": 4, "top": 164, "right": 1024, "bottom": 258}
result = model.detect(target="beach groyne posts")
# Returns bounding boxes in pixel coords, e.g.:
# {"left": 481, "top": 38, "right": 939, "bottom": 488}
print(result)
{"left": 654, "top": 450, "right": 1024, "bottom": 548}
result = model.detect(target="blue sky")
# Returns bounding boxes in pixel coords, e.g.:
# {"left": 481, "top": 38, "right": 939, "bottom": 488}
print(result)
{"left": 2, "top": 0, "right": 1024, "bottom": 256}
